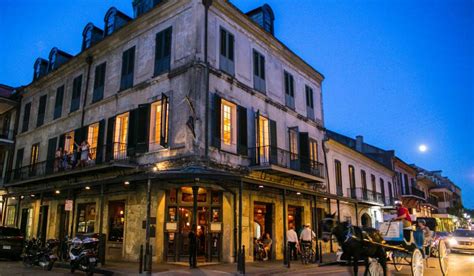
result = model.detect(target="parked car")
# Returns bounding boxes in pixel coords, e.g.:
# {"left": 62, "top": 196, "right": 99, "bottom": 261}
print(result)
{"left": 449, "top": 229, "right": 474, "bottom": 253}
{"left": 0, "top": 226, "right": 24, "bottom": 260}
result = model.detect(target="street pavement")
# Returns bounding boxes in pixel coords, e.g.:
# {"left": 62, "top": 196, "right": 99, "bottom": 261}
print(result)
{"left": 0, "top": 252, "right": 473, "bottom": 275}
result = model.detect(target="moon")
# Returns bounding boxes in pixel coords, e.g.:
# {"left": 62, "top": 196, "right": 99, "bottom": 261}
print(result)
{"left": 418, "top": 144, "right": 428, "bottom": 152}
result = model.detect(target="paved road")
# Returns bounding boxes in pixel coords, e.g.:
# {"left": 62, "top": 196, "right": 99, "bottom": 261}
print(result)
{"left": 0, "top": 253, "right": 472, "bottom": 275}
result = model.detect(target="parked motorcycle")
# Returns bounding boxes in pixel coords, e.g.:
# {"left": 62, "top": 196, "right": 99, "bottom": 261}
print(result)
{"left": 22, "top": 238, "right": 59, "bottom": 271}
{"left": 69, "top": 236, "right": 99, "bottom": 276}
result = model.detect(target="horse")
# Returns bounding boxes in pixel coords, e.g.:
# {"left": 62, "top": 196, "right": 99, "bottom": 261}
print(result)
{"left": 321, "top": 213, "right": 387, "bottom": 276}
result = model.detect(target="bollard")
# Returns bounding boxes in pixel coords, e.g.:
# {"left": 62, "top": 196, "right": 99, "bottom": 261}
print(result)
{"left": 242, "top": 245, "right": 246, "bottom": 275}
{"left": 139, "top": 245, "right": 143, "bottom": 274}
{"left": 319, "top": 242, "right": 323, "bottom": 263}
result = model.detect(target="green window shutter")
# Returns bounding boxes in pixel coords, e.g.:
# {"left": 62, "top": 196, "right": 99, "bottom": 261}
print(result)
{"left": 210, "top": 94, "right": 221, "bottom": 149}
{"left": 136, "top": 103, "right": 151, "bottom": 153}
{"left": 237, "top": 105, "right": 248, "bottom": 156}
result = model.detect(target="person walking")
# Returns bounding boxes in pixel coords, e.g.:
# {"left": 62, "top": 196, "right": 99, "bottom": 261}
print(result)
{"left": 286, "top": 224, "right": 299, "bottom": 261}
{"left": 188, "top": 225, "right": 197, "bottom": 268}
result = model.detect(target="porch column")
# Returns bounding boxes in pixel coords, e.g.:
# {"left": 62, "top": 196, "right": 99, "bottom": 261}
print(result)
{"left": 355, "top": 203, "right": 359, "bottom": 226}
{"left": 282, "top": 189, "right": 287, "bottom": 265}
{"left": 145, "top": 178, "right": 152, "bottom": 274}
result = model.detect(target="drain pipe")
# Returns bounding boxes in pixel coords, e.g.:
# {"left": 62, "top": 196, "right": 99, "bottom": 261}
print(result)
{"left": 203, "top": 0, "right": 212, "bottom": 158}
{"left": 81, "top": 55, "right": 93, "bottom": 128}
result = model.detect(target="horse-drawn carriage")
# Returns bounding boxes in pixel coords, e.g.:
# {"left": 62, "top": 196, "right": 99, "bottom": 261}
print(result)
{"left": 371, "top": 220, "right": 449, "bottom": 276}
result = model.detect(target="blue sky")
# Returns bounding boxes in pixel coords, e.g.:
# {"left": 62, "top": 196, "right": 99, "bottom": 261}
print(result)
{"left": 1, "top": 1, "right": 473, "bottom": 207}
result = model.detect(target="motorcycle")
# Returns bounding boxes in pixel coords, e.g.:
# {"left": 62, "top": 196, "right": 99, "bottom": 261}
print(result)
{"left": 22, "top": 238, "right": 59, "bottom": 271}
{"left": 69, "top": 236, "right": 99, "bottom": 276}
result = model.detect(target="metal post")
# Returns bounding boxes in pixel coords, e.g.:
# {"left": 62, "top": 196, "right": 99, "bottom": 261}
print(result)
{"left": 282, "top": 189, "right": 287, "bottom": 265}
{"left": 145, "top": 179, "right": 152, "bottom": 275}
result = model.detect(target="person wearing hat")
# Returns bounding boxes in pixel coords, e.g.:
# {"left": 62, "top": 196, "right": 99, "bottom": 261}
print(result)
{"left": 393, "top": 201, "right": 412, "bottom": 228}
{"left": 417, "top": 219, "right": 433, "bottom": 247}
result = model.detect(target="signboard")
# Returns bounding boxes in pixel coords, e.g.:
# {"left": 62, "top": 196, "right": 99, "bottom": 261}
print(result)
{"left": 210, "top": 222, "right": 222, "bottom": 232}
{"left": 378, "top": 221, "right": 403, "bottom": 241}
{"left": 65, "top": 200, "right": 73, "bottom": 211}
{"left": 166, "top": 222, "right": 178, "bottom": 232}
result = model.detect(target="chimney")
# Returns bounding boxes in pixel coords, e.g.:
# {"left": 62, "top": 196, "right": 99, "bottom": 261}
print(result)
{"left": 356, "top": 135, "right": 363, "bottom": 152}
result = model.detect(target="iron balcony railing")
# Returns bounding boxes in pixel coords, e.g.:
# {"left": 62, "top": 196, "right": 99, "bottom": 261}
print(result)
{"left": 6, "top": 142, "right": 128, "bottom": 183}
{"left": 347, "top": 188, "right": 385, "bottom": 205}
{"left": 249, "top": 145, "right": 325, "bottom": 179}
{"left": 401, "top": 186, "right": 426, "bottom": 199}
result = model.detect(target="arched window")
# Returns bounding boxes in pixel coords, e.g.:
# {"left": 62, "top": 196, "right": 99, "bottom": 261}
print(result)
{"left": 104, "top": 8, "right": 117, "bottom": 36}
{"left": 48, "top": 48, "right": 58, "bottom": 72}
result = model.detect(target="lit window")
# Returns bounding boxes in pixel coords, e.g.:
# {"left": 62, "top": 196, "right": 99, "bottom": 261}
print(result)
{"left": 87, "top": 123, "right": 99, "bottom": 159}
{"left": 220, "top": 99, "right": 236, "bottom": 152}
{"left": 258, "top": 115, "right": 269, "bottom": 162}
{"left": 64, "top": 131, "right": 75, "bottom": 155}
{"left": 114, "top": 113, "right": 129, "bottom": 159}
{"left": 149, "top": 99, "right": 169, "bottom": 150}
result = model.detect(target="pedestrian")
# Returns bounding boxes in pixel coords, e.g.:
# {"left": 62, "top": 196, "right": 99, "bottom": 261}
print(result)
{"left": 286, "top": 224, "right": 299, "bottom": 261}
{"left": 188, "top": 225, "right": 197, "bottom": 268}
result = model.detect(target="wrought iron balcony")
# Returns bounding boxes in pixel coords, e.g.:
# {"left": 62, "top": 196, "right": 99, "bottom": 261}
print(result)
{"left": 347, "top": 188, "right": 385, "bottom": 205}
{"left": 249, "top": 146, "right": 325, "bottom": 179}
{"left": 6, "top": 142, "right": 129, "bottom": 183}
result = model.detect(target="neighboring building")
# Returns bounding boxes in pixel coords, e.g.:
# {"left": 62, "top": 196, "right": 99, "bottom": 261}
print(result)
{"left": 0, "top": 84, "right": 20, "bottom": 225}
{"left": 325, "top": 131, "right": 395, "bottom": 227}
{"left": 1, "top": 1, "right": 330, "bottom": 264}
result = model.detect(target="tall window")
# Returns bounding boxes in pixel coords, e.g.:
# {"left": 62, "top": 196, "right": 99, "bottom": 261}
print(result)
{"left": 155, "top": 27, "right": 172, "bottom": 76}
{"left": 54, "top": 86, "right": 64, "bottom": 119}
{"left": 253, "top": 50, "right": 265, "bottom": 92}
{"left": 36, "top": 95, "right": 47, "bottom": 127}
{"left": 305, "top": 85, "right": 314, "bottom": 119}
{"left": 220, "top": 99, "right": 236, "bottom": 152}
{"left": 93, "top": 62, "right": 106, "bottom": 103}
{"left": 149, "top": 99, "right": 169, "bottom": 150}
{"left": 87, "top": 123, "right": 99, "bottom": 160}
{"left": 284, "top": 71, "right": 295, "bottom": 109}
{"left": 70, "top": 75, "right": 83, "bottom": 112}
{"left": 21, "top": 102, "right": 31, "bottom": 133}
{"left": 114, "top": 112, "right": 129, "bottom": 159}
{"left": 335, "top": 160, "right": 342, "bottom": 196}
{"left": 120, "top": 46, "right": 135, "bottom": 90}
{"left": 258, "top": 115, "right": 269, "bottom": 162}
{"left": 219, "top": 28, "right": 234, "bottom": 75}
{"left": 309, "top": 139, "right": 318, "bottom": 163}
{"left": 289, "top": 128, "right": 298, "bottom": 160}
{"left": 30, "top": 143, "right": 40, "bottom": 175}
{"left": 64, "top": 131, "right": 75, "bottom": 155}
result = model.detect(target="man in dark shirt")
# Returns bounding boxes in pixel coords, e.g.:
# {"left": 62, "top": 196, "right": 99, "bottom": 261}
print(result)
{"left": 188, "top": 225, "right": 197, "bottom": 268}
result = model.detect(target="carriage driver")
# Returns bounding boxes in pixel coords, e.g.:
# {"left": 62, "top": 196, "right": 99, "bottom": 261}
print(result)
{"left": 393, "top": 201, "right": 412, "bottom": 228}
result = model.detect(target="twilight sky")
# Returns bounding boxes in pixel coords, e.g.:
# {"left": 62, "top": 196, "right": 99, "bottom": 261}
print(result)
{"left": 1, "top": 1, "right": 473, "bottom": 207}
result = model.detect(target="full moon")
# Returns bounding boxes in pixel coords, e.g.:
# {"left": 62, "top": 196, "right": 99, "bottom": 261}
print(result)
{"left": 418, "top": 144, "right": 428, "bottom": 152}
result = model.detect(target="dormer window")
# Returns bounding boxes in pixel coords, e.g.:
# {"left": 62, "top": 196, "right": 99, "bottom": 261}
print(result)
{"left": 105, "top": 9, "right": 116, "bottom": 36}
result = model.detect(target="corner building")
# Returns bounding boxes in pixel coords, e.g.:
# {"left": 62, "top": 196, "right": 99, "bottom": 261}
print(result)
{"left": 1, "top": 0, "right": 331, "bottom": 264}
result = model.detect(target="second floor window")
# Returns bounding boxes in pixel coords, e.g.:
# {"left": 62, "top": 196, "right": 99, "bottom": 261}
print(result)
{"left": 54, "top": 86, "right": 64, "bottom": 119}
{"left": 21, "top": 102, "right": 31, "bottom": 133}
{"left": 219, "top": 28, "right": 234, "bottom": 75}
{"left": 120, "top": 46, "right": 135, "bottom": 90}
{"left": 284, "top": 71, "right": 295, "bottom": 109}
{"left": 149, "top": 97, "right": 169, "bottom": 150}
{"left": 114, "top": 112, "right": 129, "bottom": 158}
{"left": 155, "top": 27, "right": 172, "bottom": 76}
{"left": 70, "top": 75, "right": 83, "bottom": 112}
{"left": 335, "top": 160, "right": 342, "bottom": 195}
{"left": 305, "top": 85, "right": 314, "bottom": 119}
{"left": 36, "top": 95, "right": 47, "bottom": 127}
{"left": 93, "top": 62, "right": 106, "bottom": 103}
{"left": 253, "top": 50, "right": 266, "bottom": 92}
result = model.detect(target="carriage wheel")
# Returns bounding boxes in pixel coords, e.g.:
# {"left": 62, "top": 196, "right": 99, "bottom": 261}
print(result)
{"left": 411, "top": 248, "right": 424, "bottom": 276}
{"left": 392, "top": 254, "right": 404, "bottom": 272}
{"left": 368, "top": 258, "right": 384, "bottom": 276}
{"left": 438, "top": 240, "right": 449, "bottom": 276}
